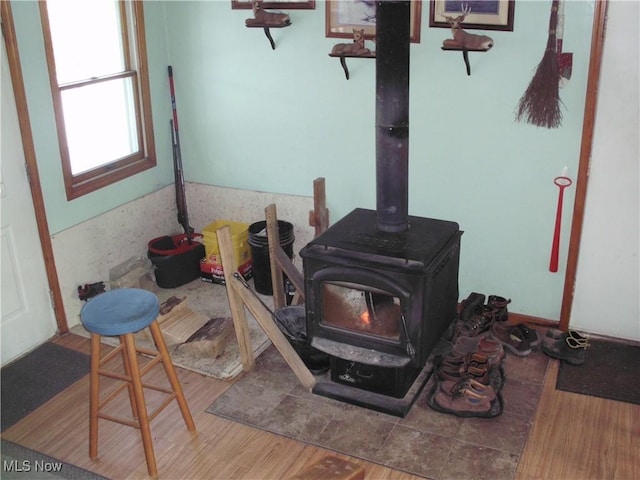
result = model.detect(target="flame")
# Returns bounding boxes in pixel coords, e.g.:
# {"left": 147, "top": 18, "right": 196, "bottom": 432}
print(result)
{"left": 360, "top": 310, "right": 371, "bottom": 325}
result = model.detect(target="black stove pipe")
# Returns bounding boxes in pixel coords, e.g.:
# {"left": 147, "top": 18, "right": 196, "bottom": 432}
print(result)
{"left": 375, "top": 1, "right": 411, "bottom": 233}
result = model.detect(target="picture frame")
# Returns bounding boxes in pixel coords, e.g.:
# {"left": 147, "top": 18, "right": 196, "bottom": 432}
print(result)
{"left": 231, "top": 1, "right": 315, "bottom": 10}
{"left": 325, "top": 1, "right": 423, "bottom": 44}
{"left": 429, "top": 0, "right": 515, "bottom": 31}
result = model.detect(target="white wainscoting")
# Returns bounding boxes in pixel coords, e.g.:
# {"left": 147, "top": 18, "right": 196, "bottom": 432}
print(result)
{"left": 52, "top": 184, "right": 314, "bottom": 328}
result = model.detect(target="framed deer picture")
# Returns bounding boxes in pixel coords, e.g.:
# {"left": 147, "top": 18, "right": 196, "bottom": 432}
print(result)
{"left": 326, "top": 0, "right": 422, "bottom": 43}
{"left": 429, "top": 0, "right": 515, "bottom": 31}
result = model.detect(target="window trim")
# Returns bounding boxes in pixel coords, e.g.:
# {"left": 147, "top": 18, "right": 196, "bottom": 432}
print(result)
{"left": 39, "top": 0, "right": 156, "bottom": 200}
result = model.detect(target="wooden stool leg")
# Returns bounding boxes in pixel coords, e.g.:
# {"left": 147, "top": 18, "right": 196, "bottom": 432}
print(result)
{"left": 123, "top": 333, "right": 158, "bottom": 478}
{"left": 148, "top": 321, "right": 196, "bottom": 432}
{"left": 119, "top": 335, "right": 139, "bottom": 420}
{"left": 89, "top": 333, "right": 101, "bottom": 459}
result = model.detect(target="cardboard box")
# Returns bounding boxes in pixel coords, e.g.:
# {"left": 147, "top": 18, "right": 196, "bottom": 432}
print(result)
{"left": 200, "top": 255, "right": 252, "bottom": 284}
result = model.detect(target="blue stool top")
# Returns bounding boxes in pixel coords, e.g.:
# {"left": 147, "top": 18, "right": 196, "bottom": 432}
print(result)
{"left": 81, "top": 288, "right": 160, "bottom": 336}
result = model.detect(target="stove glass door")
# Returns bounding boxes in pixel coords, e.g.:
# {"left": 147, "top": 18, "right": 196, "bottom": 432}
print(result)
{"left": 321, "top": 281, "right": 401, "bottom": 340}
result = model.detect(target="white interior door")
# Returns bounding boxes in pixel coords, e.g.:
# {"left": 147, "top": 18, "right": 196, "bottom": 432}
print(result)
{"left": 1, "top": 33, "right": 57, "bottom": 366}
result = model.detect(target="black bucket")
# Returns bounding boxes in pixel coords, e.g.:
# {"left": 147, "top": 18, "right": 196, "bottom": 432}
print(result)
{"left": 147, "top": 234, "right": 205, "bottom": 288}
{"left": 273, "top": 306, "right": 330, "bottom": 374}
{"left": 248, "top": 220, "right": 294, "bottom": 296}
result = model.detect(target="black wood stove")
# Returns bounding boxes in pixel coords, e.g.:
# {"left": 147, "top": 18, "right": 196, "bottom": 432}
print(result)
{"left": 300, "top": 209, "right": 461, "bottom": 415}
{"left": 299, "top": 2, "right": 462, "bottom": 417}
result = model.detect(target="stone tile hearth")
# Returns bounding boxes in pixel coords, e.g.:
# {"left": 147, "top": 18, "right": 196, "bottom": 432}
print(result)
{"left": 207, "top": 340, "right": 549, "bottom": 480}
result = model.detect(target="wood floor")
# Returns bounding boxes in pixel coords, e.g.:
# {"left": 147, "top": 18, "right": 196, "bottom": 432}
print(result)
{"left": 515, "top": 360, "right": 639, "bottom": 480}
{"left": 2, "top": 333, "right": 638, "bottom": 480}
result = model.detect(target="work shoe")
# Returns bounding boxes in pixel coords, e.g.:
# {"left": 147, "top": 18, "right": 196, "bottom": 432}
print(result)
{"left": 459, "top": 292, "right": 486, "bottom": 322}
{"left": 427, "top": 377, "right": 503, "bottom": 418}
{"left": 541, "top": 335, "right": 589, "bottom": 365}
{"left": 453, "top": 335, "right": 505, "bottom": 364}
{"left": 433, "top": 383, "right": 493, "bottom": 415}
{"left": 436, "top": 361, "right": 491, "bottom": 385}
{"left": 437, "top": 354, "right": 482, "bottom": 372}
{"left": 436, "top": 352, "right": 495, "bottom": 385}
{"left": 439, "top": 378, "right": 496, "bottom": 401}
{"left": 488, "top": 295, "right": 511, "bottom": 322}
{"left": 455, "top": 305, "right": 495, "bottom": 338}
{"left": 490, "top": 321, "right": 532, "bottom": 356}
{"left": 441, "top": 350, "right": 501, "bottom": 371}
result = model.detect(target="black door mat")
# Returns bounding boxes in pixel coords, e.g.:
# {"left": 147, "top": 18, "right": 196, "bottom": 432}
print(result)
{"left": 556, "top": 338, "right": 640, "bottom": 405}
{"left": 1, "top": 342, "right": 90, "bottom": 432}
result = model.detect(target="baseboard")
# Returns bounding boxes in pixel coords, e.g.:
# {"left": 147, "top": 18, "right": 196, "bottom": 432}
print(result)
{"left": 509, "top": 312, "right": 557, "bottom": 327}
{"left": 456, "top": 301, "right": 557, "bottom": 327}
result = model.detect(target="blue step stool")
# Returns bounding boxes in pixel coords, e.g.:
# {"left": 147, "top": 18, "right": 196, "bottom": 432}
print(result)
{"left": 81, "top": 288, "right": 196, "bottom": 478}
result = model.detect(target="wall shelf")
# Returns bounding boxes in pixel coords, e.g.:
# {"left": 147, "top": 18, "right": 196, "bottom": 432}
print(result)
{"left": 246, "top": 23, "right": 291, "bottom": 50}
{"left": 328, "top": 52, "right": 376, "bottom": 80}
{"left": 441, "top": 46, "right": 490, "bottom": 76}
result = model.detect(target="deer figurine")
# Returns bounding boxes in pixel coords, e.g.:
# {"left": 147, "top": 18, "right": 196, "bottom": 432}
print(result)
{"left": 330, "top": 29, "right": 372, "bottom": 56}
{"left": 245, "top": 0, "right": 291, "bottom": 27}
{"left": 442, "top": 3, "right": 493, "bottom": 51}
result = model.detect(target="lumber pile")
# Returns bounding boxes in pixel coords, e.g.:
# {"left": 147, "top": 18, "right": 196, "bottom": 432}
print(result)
{"left": 138, "top": 296, "right": 234, "bottom": 359}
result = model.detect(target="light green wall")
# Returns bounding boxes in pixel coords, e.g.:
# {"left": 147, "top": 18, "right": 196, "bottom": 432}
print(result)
{"left": 12, "top": 1, "right": 597, "bottom": 321}
{"left": 10, "top": 1, "right": 174, "bottom": 234}
{"left": 163, "top": 0, "right": 595, "bottom": 320}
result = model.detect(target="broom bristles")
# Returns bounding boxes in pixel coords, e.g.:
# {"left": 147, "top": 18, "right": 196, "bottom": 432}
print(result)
{"left": 516, "top": 48, "right": 563, "bottom": 128}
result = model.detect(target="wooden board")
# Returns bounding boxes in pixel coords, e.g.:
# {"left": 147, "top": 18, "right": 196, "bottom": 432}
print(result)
{"left": 308, "top": 177, "right": 329, "bottom": 237}
{"left": 174, "top": 317, "right": 234, "bottom": 358}
{"left": 158, "top": 296, "right": 188, "bottom": 323}
{"left": 217, "top": 225, "right": 256, "bottom": 371}
{"left": 136, "top": 297, "right": 209, "bottom": 347}
{"left": 230, "top": 274, "right": 316, "bottom": 390}
{"left": 289, "top": 455, "right": 365, "bottom": 480}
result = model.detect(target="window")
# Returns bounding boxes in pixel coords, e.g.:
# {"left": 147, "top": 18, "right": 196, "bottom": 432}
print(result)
{"left": 40, "top": 0, "right": 155, "bottom": 200}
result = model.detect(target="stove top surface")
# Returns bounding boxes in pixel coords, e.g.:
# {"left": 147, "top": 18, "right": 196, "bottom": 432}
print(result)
{"left": 303, "top": 208, "right": 461, "bottom": 267}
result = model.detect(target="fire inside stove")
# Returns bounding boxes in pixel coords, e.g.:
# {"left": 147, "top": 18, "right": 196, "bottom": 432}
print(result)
{"left": 322, "top": 282, "right": 401, "bottom": 340}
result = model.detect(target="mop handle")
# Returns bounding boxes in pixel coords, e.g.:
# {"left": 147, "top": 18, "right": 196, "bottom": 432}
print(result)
{"left": 168, "top": 66, "right": 179, "bottom": 133}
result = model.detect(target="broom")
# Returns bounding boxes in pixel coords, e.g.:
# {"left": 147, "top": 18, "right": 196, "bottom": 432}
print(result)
{"left": 516, "top": 0, "right": 563, "bottom": 128}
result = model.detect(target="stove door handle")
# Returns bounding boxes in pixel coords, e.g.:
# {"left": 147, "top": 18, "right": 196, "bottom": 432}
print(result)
{"left": 401, "top": 314, "right": 416, "bottom": 358}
